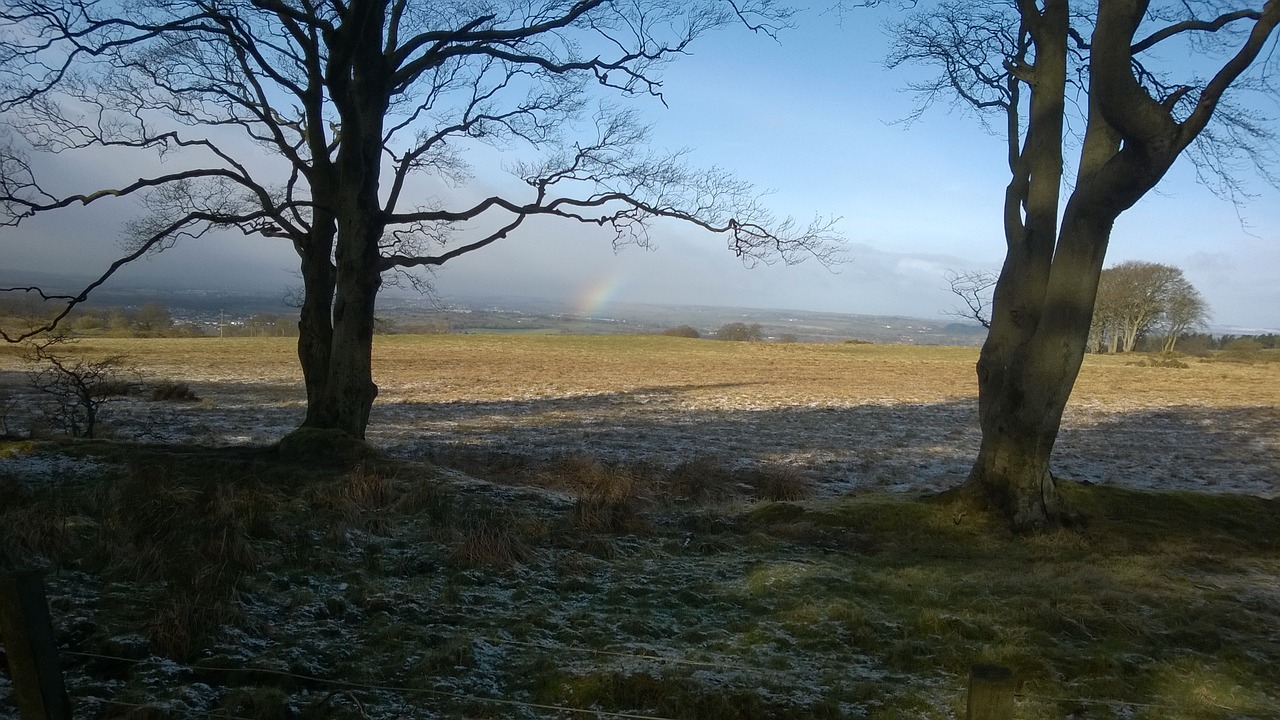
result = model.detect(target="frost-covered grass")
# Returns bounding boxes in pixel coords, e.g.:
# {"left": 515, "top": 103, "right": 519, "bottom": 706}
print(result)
{"left": 2, "top": 442, "right": 1279, "bottom": 719}
{"left": 1, "top": 335, "right": 1279, "bottom": 717}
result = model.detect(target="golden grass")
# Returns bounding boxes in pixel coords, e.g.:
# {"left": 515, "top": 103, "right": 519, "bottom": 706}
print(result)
{"left": 2, "top": 334, "right": 1276, "bottom": 412}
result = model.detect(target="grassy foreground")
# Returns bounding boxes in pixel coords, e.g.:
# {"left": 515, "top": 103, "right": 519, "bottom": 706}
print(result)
{"left": 2, "top": 438, "right": 1278, "bottom": 719}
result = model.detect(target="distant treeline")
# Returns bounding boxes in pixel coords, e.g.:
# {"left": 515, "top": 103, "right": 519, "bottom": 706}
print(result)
{"left": 661, "top": 323, "right": 799, "bottom": 343}
{"left": 1129, "top": 332, "right": 1280, "bottom": 355}
{"left": 0, "top": 298, "right": 295, "bottom": 338}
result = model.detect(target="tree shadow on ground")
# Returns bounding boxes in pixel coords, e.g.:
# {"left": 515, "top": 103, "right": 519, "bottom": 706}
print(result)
{"left": 1055, "top": 405, "right": 1279, "bottom": 497}
{"left": 2, "top": 371, "right": 1274, "bottom": 498}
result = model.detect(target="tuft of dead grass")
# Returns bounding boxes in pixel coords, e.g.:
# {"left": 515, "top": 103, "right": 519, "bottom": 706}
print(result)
{"left": 663, "top": 456, "right": 739, "bottom": 504}
{"left": 746, "top": 464, "right": 815, "bottom": 502}
{"left": 451, "top": 512, "right": 533, "bottom": 569}
{"left": 393, "top": 477, "right": 455, "bottom": 523}
{"left": 306, "top": 462, "right": 400, "bottom": 538}
{"left": 534, "top": 455, "right": 656, "bottom": 536}
{"left": 0, "top": 493, "right": 72, "bottom": 568}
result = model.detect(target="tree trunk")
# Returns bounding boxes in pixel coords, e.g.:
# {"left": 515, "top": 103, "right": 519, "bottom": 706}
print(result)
{"left": 288, "top": 219, "right": 381, "bottom": 441}
{"left": 961, "top": 212, "right": 1111, "bottom": 530}
{"left": 288, "top": 0, "right": 389, "bottom": 441}
{"left": 316, "top": 214, "right": 382, "bottom": 439}
{"left": 966, "top": 357, "right": 1067, "bottom": 529}
{"left": 297, "top": 221, "right": 336, "bottom": 428}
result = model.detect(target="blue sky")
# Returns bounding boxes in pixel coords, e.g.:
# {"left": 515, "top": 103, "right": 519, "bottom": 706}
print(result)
{"left": 3, "top": 2, "right": 1277, "bottom": 329}
{"left": 424, "top": 3, "right": 1279, "bottom": 329}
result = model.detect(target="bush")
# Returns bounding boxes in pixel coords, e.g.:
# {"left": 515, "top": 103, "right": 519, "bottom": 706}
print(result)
{"left": 26, "top": 338, "right": 139, "bottom": 438}
{"left": 151, "top": 381, "right": 200, "bottom": 402}
{"left": 1218, "top": 338, "right": 1266, "bottom": 363}
{"left": 747, "top": 464, "right": 814, "bottom": 502}
{"left": 1175, "top": 334, "right": 1215, "bottom": 357}
{"left": 661, "top": 325, "right": 701, "bottom": 339}
{"left": 715, "top": 322, "right": 763, "bottom": 341}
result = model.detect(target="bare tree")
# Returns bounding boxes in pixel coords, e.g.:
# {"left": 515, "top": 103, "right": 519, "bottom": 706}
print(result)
{"left": 943, "top": 269, "right": 997, "bottom": 329}
{"left": 27, "top": 337, "right": 138, "bottom": 439}
{"left": 0, "top": 0, "right": 839, "bottom": 441}
{"left": 1158, "top": 279, "right": 1210, "bottom": 352}
{"left": 884, "top": 0, "right": 1279, "bottom": 528}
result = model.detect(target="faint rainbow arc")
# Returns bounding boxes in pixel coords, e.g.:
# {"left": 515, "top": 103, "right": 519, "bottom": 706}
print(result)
{"left": 574, "top": 274, "right": 628, "bottom": 317}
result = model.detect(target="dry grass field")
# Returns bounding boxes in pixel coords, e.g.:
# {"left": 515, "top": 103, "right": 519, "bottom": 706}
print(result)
{"left": 2, "top": 335, "right": 1279, "bottom": 719}
{"left": 3, "top": 334, "right": 1277, "bottom": 496}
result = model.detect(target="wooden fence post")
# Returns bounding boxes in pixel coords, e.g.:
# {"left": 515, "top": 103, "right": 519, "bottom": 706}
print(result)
{"left": 0, "top": 569, "right": 72, "bottom": 719}
{"left": 967, "top": 664, "right": 1014, "bottom": 720}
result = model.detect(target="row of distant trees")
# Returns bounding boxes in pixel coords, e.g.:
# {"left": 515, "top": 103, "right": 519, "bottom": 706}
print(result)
{"left": 0, "top": 298, "right": 298, "bottom": 338}
{"left": 1153, "top": 333, "right": 1280, "bottom": 357}
{"left": 661, "top": 322, "right": 798, "bottom": 343}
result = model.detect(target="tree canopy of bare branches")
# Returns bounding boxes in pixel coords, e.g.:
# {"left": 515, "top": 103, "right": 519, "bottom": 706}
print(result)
{"left": 943, "top": 269, "right": 998, "bottom": 329}
{"left": 0, "top": 0, "right": 840, "bottom": 440}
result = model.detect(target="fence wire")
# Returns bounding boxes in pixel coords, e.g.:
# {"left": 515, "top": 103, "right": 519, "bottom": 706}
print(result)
{"left": 62, "top": 650, "right": 684, "bottom": 720}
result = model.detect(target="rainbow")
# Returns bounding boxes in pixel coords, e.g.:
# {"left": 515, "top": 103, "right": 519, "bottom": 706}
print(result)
{"left": 574, "top": 273, "right": 628, "bottom": 318}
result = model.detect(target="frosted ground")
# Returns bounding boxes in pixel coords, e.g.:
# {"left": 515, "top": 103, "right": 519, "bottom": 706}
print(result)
{"left": 2, "top": 341, "right": 1275, "bottom": 498}
{"left": 2, "top": 338, "right": 1279, "bottom": 718}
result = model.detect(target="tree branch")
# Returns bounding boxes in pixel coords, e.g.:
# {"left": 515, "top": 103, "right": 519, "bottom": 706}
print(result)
{"left": 1132, "top": 9, "right": 1262, "bottom": 54}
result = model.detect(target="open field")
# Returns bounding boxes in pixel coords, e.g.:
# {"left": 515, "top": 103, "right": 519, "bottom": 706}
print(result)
{"left": 3, "top": 334, "right": 1278, "bottom": 496}
{"left": 2, "top": 335, "right": 1279, "bottom": 719}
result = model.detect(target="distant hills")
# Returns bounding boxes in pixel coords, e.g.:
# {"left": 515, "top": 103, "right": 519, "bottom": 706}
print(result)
{"left": 387, "top": 294, "right": 989, "bottom": 345}
{"left": 6, "top": 268, "right": 1273, "bottom": 343}
{"left": 0, "top": 269, "right": 988, "bottom": 344}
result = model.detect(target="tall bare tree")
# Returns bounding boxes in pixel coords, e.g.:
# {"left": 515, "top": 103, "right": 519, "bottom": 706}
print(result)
{"left": 1158, "top": 277, "right": 1210, "bottom": 352}
{"left": 885, "top": 0, "right": 1278, "bottom": 528}
{"left": 0, "top": 0, "right": 838, "bottom": 441}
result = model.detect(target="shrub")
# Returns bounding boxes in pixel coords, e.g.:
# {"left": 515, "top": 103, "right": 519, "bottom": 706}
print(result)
{"left": 26, "top": 338, "right": 139, "bottom": 438}
{"left": 151, "top": 381, "right": 200, "bottom": 402}
{"left": 664, "top": 457, "right": 739, "bottom": 504}
{"left": 661, "top": 325, "right": 701, "bottom": 339}
{"left": 715, "top": 322, "right": 763, "bottom": 341}
{"left": 1217, "top": 338, "right": 1268, "bottom": 363}
{"left": 747, "top": 464, "right": 815, "bottom": 502}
